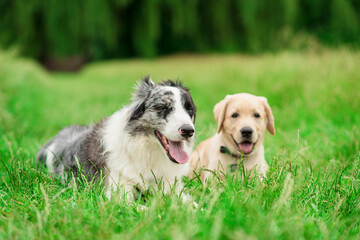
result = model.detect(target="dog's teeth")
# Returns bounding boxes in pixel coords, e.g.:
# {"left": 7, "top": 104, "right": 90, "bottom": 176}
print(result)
{"left": 164, "top": 140, "right": 169, "bottom": 149}
{"left": 162, "top": 136, "right": 169, "bottom": 144}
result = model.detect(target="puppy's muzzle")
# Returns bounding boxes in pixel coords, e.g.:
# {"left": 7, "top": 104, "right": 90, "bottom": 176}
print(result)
{"left": 179, "top": 124, "right": 194, "bottom": 138}
{"left": 240, "top": 127, "right": 253, "bottom": 138}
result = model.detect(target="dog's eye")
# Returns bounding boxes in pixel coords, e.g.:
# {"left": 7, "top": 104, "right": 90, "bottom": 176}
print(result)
{"left": 254, "top": 113, "right": 260, "bottom": 118}
{"left": 231, "top": 113, "right": 239, "bottom": 118}
{"left": 155, "top": 105, "right": 168, "bottom": 112}
{"left": 184, "top": 101, "right": 195, "bottom": 116}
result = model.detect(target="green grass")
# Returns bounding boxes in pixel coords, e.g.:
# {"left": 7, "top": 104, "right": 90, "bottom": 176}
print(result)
{"left": 0, "top": 49, "right": 360, "bottom": 239}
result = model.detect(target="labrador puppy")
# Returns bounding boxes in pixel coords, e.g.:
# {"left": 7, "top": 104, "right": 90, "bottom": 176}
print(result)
{"left": 189, "top": 93, "right": 275, "bottom": 181}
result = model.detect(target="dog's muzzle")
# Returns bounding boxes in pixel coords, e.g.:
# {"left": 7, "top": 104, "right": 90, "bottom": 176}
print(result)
{"left": 178, "top": 124, "right": 194, "bottom": 138}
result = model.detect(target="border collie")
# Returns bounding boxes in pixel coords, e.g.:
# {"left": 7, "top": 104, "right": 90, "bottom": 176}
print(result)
{"left": 37, "top": 77, "right": 197, "bottom": 201}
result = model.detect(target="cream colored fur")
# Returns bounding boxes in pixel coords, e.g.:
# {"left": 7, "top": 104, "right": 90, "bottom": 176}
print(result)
{"left": 189, "top": 93, "right": 275, "bottom": 181}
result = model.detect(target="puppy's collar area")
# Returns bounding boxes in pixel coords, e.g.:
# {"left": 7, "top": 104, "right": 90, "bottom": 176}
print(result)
{"left": 220, "top": 146, "right": 242, "bottom": 159}
{"left": 230, "top": 163, "right": 239, "bottom": 173}
{"left": 220, "top": 146, "right": 243, "bottom": 173}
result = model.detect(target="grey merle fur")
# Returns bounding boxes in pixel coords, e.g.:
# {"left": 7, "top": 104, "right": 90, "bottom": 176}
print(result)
{"left": 126, "top": 77, "right": 196, "bottom": 136}
{"left": 37, "top": 121, "right": 106, "bottom": 181}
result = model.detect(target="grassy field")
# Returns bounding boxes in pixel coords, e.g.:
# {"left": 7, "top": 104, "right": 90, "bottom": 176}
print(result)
{"left": 0, "top": 49, "right": 359, "bottom": 239}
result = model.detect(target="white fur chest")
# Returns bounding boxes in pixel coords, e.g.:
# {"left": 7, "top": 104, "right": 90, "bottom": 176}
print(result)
{"left": 102, "top": 109, "right": 190, "bottom": 193}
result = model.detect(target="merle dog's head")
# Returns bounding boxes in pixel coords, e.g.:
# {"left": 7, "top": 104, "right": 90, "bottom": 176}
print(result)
{"left": 126, "top": 76, "right": 197, "bottom": 165}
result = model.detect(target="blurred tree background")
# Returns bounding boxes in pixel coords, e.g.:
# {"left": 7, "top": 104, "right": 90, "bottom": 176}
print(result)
{"left": 0, "top": 0, "right": 359, "bottom": 61}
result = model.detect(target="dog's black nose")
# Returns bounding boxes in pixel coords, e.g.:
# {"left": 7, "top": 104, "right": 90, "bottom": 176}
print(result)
{"left": 179, "top": 124, "right": 194, "bottom": 138}
{"left": 241, "top": 127, "right": 253, "bottom": 137}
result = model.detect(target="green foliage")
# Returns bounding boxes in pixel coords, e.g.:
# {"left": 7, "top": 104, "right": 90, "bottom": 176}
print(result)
{"left": 330, "top": 0, "right": 359, "bottom": 43}
{"left": 0, "top": 50, "right": 360, "bottom": 238}
{"left": 0, "top": 0, "right": 359, "bottom": 60}
{"left": 132, "top": 0, "right": 160, "bottom": 57}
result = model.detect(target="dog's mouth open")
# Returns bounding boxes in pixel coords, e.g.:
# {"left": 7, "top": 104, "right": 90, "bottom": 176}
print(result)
{"left": 154, "top": 130, "right": 189, "bottom": 164}
{"left": 231, "top": 135, "right": 255, "bottom": 155}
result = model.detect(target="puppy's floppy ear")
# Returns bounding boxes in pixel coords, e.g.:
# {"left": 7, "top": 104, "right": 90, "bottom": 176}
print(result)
{"left": 260, "top": 97, "right": 275, "bottom": 135}
{"left": 129, "top": 76, "right": 155, "bottom": 121}
{"left": 214, "top": 95, "right": 231, "bottom": 133}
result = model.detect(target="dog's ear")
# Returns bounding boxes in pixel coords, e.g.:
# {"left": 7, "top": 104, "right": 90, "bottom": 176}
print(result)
{"left": 260, "top": 97, "right": 275, "bottom": 135}
{"left": 132, "top": 75, "right": 155, "bottom": 101}
{"left": 213, "top": 95, "right": 230, "bottom": 133}
{"left": 129, "top": 101, "right": 146, "bottom": 121}
{"left": 129, "top": 76, "right": 155, "bottom": 121}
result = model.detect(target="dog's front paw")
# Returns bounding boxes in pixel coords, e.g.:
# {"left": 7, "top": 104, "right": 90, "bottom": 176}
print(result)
{"left": 136, "top": 204, "right": 148, "bottom": 212}
{"left": 180, "top": 193, "right": 199, "bottom": 209}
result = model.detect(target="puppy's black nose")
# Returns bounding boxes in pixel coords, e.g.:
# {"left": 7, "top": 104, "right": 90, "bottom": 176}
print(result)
{"left": 179, "top": 124, "right": 194, "bottom": 138}
{"left": 241, "top": 127, "right": 253, "bottom": 137}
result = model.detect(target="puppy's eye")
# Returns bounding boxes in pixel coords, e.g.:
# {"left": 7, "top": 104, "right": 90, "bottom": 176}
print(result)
{"left": 254, "top": 113, "right": 260, "bottom": 118}
{"left": 231, "top": 113, "right": 239, "bottom": 118}
{"left": 187, "top": 108, "right": 194, "bottom": 115}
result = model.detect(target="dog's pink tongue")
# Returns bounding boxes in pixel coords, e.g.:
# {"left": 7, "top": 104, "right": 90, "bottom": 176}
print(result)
{"left": 168, "top": 140, "right": 188, "bottom": 164}
{"left": 238, "top": 142, "right": 254, "bottom": 154}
